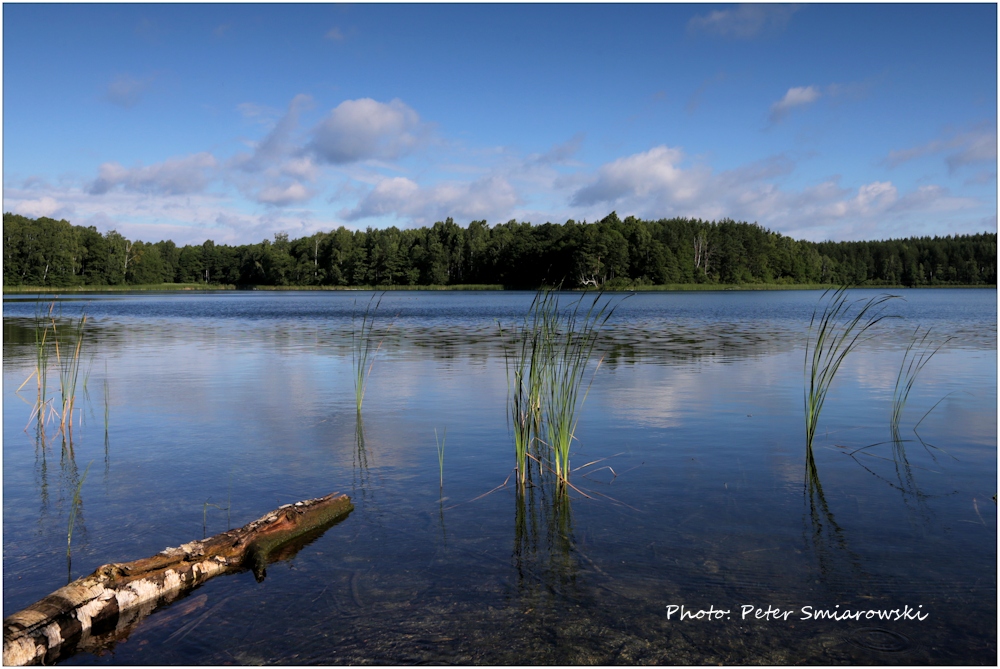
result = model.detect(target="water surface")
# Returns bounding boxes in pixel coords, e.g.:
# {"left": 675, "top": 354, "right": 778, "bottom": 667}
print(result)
{"left": 3, "top": 289, "right": 996, "bottom": 664}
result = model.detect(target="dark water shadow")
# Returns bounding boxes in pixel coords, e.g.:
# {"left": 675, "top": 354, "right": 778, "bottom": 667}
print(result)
{"left": 510, "top": 482, "right": 585, "bottom": 611}
{"left": 803, "top": 448, "right": 869, "bottom": 593}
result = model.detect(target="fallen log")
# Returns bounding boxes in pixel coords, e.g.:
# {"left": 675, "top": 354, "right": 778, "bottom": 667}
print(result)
{"left": 3, "top": 491, "right": 353, "bottom": 666}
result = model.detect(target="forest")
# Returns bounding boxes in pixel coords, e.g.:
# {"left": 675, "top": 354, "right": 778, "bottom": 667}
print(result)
{"left": 3, "top": 211, "right": 996, "bottom": 289}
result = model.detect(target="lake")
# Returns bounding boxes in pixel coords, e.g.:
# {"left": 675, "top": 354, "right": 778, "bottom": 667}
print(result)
{"left": 3, "top": 289, "right": 996, "bottom": 664}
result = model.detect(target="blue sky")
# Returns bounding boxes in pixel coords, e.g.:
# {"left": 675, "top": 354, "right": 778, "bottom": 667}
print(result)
{"left": 3, "top": 3, "right": 996, "bottom": 246}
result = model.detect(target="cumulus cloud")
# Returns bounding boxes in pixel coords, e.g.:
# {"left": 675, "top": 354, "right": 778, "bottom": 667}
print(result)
{"left": 571, "top": 145, "right": 710, "bottom": 208}
{"left": 846, "top": 181, "right": 897, "bottom": 215}
{"left": 88, "top": 152, "right": 218, "bottom": 195}
{"left": 769, "top": 86, "right": 821, "bottom": 123}
{"left": 309, "top": 98, "right": 427, "bottom": 164}
{"left": 688, "top": 4, "right": 799, "bottom": 39}
{"left": 564, "top": 143, "right": 987, "bottom": 241}
{"left": 105, "top": 73, "right": 154, "bottom": 108}
{"left": 341, "top": 175, "right": 518, "bottom": 226}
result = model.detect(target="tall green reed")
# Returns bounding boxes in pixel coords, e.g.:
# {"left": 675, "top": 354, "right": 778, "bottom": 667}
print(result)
{"left": 502, "top": 290, "right": 621, "bottom": 487}
{"left": 541, "top": 291, "right": 619, "bottom": 485}
{"left": 804, "top": 286, "right": 896, "bottom": 450}
{"left": 18, "top": 304, "right": 89, "bottom": 436}
{"left": 54, "top": 312, "right": 89, "bottom": 435}
{"left": 891, "top": 327, "right": 951, "bottom": 436}
{"left": 500, "top": 291, "right": 553, "bottom": 486}
{"left": 352, "top": 293, "right": 388, "bottom": 413}
{"left": 18, "top": 302, "right": 55, "bottom": 429}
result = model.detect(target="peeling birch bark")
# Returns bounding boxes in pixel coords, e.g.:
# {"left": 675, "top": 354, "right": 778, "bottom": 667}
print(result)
{"left": 3, "top": 492, "right": 353, "bottom": 666}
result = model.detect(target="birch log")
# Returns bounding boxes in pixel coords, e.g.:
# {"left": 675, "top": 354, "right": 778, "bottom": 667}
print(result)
{"left": 3, "top": 492, "right": 352, "bottom": 666}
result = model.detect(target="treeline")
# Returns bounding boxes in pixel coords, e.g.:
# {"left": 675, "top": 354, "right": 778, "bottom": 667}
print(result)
{"left": 3, "top": 211, "right": 996, "bottom": 289}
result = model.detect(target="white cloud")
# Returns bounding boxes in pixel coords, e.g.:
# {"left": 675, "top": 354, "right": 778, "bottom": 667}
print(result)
{"left": 342, "top": 175, "right": 518, "bottom": 226}
{"left": 571, "top": 145, "right": 710, "bottom": 208}
{"left": 11, "top": 196, "right": 69, "bottom": 220}
{"left": 256, "top": 182, "right": 316, "bottom": 206}
{"left": 565, "top": 144, "right": 985, "bottom": 241}
{"left": 5, "top": 178, "right": 335, "bottom": 246}
{"left": 280, "top": 156, "right": 319, "bottom": 181}
{"left": 688, "top": 4, "right": 799, "bottom": 39}
{"left": 769, "top": 86, "right": 821, "bottom": 123}
{"left": 891, "top": 185, "right": 978, "bottom": 213}
{"left": 309, "top": 98, "right": 428, "bottom": 164}
{"left": 340, "top": 177, "right": 419, "bottom": 219}
{"left": 88, "top": 152, "right": 218, "bottom": 195}
{"left": 853, "top": 180, "right": 897, "bottom": 213}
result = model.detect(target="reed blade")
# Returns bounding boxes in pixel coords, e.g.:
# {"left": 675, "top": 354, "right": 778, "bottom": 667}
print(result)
{"left": 804, "top": 286, "right": 897, "bottom": 451}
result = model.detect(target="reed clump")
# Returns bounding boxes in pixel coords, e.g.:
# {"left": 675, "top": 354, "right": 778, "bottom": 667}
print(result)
{"left": 542, "top": 292, "right": 617, "bottom": 485}
{"left": 804, "top": 287, "right": 896, "bottom": 449}
{"left": 500, "top": 291, "right": 552, "bottom": 486}
{"left": 55, "top": 312, "right": 89, "bottom": 435}
{"left": 18, "top": 303, "right": 89, "bottom": 436}
{"left": 502, "top": 290, "right": 621, "bottom": 487}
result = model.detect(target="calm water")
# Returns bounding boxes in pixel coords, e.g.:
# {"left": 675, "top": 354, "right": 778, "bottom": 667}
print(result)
{"left": 3, "top": 289, "right": 996, "bottom": 664}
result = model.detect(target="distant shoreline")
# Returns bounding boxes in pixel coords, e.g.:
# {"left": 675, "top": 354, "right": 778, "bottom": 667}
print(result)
{"left": 4, "top": 283, "right": 995, "bottom": 295}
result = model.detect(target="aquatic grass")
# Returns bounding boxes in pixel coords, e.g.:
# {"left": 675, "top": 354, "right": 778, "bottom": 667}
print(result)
{"left": 34, "top": 304, "right": 53, "bottom": 417}
{"left": 502, "top": 325, "right": 532, "bottom": 483}
{"left": 352, "top": 293, "right": 389, "bottom": 413}
{"left": 18, "top": 305, "right": 90, "bottom": 436}
{"left": 435, "top": 427, "right": 447, "bottom": 488}
{"left": 53, "top": 312, "right": 89, "bottom": 435}
{"left": 891, "top": 327, "right": 952, "bottom": 436}
{"left": 541, "top": 291, "right": 621, "bottom": 485}
{"left": 18, "top": 302, "right": 56, "bottom": 430}
{"left": 500, "top": 291, "right": 555, "bottom": 486}
{"left": 804, "top": 286, "right": 896, "bottom": 450}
